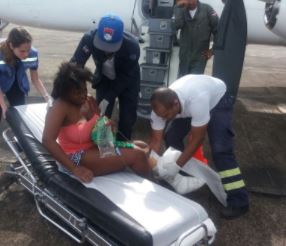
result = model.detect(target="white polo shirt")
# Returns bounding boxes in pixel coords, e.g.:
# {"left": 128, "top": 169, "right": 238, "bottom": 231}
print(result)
{"left": 151, "top": 75, "right": 226, "bottom": 130}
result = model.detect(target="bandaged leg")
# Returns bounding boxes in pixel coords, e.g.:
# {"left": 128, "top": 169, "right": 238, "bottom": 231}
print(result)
{"left": 150, "top": 149, "right": 205, "bottom": 195}
{"left": 164, "top": 173, "right": 205, "bottom": 194}
{"left": 150, "top": 148, "right": 227, "bottom": 204}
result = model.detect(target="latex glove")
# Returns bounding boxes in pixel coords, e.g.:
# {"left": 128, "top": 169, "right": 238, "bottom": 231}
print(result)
{"left": 46, "top": 95, "right": 53, "bottom": 110}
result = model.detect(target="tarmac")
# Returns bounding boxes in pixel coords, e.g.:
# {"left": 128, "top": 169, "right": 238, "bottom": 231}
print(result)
{"left": 0, "top": 24, "right": 286, "bottom": 246}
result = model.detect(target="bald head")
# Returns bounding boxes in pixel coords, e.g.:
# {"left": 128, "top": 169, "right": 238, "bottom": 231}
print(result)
{"left": 150, "top": 88, "right": 180, "bottom": 120}
{"left": 151, "top": 87, "right": 179, "bottom": 110}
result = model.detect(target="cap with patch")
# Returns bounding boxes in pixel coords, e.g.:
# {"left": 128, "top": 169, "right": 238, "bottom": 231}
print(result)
{"left": 93, "top": 14, "right": 124, "bottom": 53}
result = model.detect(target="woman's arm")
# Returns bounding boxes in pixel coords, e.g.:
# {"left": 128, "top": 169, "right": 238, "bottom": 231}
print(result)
{"left": 42, "top": 101, "right": 93, "bottom": 182}
{"left": 0, "top": 89, "right": 7, "bottom": 119}
{"left": 42, "top": 101, "right": 75, "bottom": 170}
{"left": 30, "top": 69, "right": 50, "bottom": 102}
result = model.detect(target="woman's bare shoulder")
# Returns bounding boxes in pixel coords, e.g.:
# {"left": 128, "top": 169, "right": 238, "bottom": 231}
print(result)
{"left": 43, "top": 99, "right": 70, "bottom": 134}
{"left": 47, "top": 99, "right": 71, "bottom": 119}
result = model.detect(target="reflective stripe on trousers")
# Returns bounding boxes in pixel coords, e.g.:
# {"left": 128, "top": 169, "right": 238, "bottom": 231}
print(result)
{"left": 219, "top": 167, "right": 246, "bottom": 191}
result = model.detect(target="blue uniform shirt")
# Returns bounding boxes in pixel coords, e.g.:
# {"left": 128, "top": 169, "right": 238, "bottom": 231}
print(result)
{"left": 71, "top": 29, "right": 140, "bottom": 97}
{"left": 0, "top": 47, "right": 39, "bottom": 94}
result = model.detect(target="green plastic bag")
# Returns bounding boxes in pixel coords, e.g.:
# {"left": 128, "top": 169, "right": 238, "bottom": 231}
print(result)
{"left": 91, "top": 116, "right": 116, "bottom": 158}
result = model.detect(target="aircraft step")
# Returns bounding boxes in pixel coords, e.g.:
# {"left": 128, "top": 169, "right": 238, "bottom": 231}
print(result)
{"left": 138, "top": 3, "right": 175, "bottom": 119}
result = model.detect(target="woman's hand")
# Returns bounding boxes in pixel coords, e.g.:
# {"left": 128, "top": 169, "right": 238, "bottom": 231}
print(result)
{"left": 133, "top": 140, "right": 150, "bottom": 155}
{"left": 81, "top": 96, "right": 100, "bottom": 120}
{"left": 72, "top": 166, "right": 94, "bottom": 183}
{"left": 87, "top": 95, "right": 100, "bottom": 114}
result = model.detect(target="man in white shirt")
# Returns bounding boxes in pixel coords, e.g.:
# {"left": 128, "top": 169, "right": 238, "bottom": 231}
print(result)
{"left": 149, "top": 74, "right": 249, "bottom": 219}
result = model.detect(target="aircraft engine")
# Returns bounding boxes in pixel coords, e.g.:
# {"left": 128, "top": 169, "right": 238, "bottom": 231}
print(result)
{"left": 264, "top": 0, "right": 286, "bottom": 39}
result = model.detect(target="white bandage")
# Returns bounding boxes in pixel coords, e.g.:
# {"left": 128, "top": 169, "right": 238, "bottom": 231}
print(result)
{"left": 157, "top": 147, "right": 182, "bottom": 179}
{"left": 166, "top": 174, "right": 205, "bottom": 194}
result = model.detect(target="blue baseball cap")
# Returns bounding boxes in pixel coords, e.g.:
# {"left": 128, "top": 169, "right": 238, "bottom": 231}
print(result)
{"left": 93, "top": 14, "right": 124, "bottom": 53}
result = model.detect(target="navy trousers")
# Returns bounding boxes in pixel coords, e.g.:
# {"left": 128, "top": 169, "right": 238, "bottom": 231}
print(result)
{"left": 208, "top": 94, "right": 249, "bottom": 208}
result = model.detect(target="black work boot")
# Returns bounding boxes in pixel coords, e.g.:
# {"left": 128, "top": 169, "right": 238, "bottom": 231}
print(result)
{"left": 221, "top": 205, "right": 249, "bottom": 220}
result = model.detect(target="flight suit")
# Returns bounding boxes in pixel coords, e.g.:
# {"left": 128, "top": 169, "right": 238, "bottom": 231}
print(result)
{"left": 174, "top": 1, "right": 218, "bottom": 76}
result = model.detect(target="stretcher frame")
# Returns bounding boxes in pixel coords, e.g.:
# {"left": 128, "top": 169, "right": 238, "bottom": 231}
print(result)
{"left": 3, "top": 128, "right": 117, "bottom": 246}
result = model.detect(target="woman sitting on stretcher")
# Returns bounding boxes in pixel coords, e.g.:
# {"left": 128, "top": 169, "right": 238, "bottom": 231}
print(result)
{"left": 42, "top": 62, "right": 203, "bottom": 194}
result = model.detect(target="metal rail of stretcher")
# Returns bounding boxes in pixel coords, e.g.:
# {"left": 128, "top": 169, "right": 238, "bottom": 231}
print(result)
{"left": 2, "top": 127, "right": 214, "bottom": 246}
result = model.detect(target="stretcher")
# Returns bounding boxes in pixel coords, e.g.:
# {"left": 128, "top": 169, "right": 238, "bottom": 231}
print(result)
{"left": 2, "top": 103, "right": 217, "bottom": 246}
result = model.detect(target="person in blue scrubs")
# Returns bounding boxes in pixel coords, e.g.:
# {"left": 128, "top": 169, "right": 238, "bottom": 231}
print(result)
{"left": 0, "top": 27, "right": 50, "bottom": 120}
